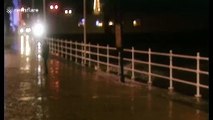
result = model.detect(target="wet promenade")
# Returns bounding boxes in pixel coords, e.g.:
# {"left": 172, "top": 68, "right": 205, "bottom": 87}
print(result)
{"left": 5, "top": 41, "right": 208, "bottom": 120}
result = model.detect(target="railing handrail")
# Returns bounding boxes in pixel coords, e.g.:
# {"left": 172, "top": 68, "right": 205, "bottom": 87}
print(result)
{"left": 48, "top": 38, "right": 209, "bottom": 99}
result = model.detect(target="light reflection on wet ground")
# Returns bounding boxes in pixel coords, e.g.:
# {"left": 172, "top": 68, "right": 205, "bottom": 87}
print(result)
{"left": 4, "top": 35, "right": 208, "bottom": 120}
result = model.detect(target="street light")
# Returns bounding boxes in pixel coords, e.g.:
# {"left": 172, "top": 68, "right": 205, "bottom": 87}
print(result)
{"left": 50, "top": 5, "right": 54, "bottom": 10}
{"left": 54, "top": 5, "right": 58, "bottom": 9}
{"left": 64, "top": 9, "right": 72, "bottom": 15}
{"left": 49, "top": 4, "right": 59, "bottom": 10}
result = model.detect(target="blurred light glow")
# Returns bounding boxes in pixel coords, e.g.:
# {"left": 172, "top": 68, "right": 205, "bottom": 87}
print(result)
{"left": 25, "top": 64, "right": 30, "bottom": 70}
{"left": 108, "top": 21, "right": 114, "bottom": 26}
{"left": 55, "top": 5, "right": 58, "bottom": 9}
{"left": 69, "top": 10, "right": 72, "bottom": 14}
{"left": 20, "top": 28, "right": 24, "bottom": 33}
{"left": 65, "top": 9, "right": 72, "bottom": 15}
{"left": 26, "top": 28, "right": 31, "bottom": 33}
{"left": 81, "top": 18, "right": 85, "bottom": 24}
{"left": 133, "top": 19, "right": 141, "bottom": 27}
{"left": 93, "top": 0, "right": 101, "bottom": 15}
{"left": 37, "top": 42, "right": 42, "bottom": 54}
{"left": 26, "top": 57, "right": 29, "bottom": 62}
{"left": 65, "top": 10, "right": 68, "bottom": 14}
{"left": 38, "top": 54, "right": 41, "bottom": 59}
{"left": 96, "top": 20, "right": 103, "bottom": 27}
{"left": 78, "top": 18, "right": 85, "bottom": 27}
{"left": 50, "top": 5, "right": 54, "bottom": 9}
{"left": 21, "top": 35, "right": 24, "bottom": 55}
{"left": 37, "top": 42, "right": 41, "bottom": 49}
{"left": 38, "top": 77, "right": 41, "bottom": 85}
{"left": 32, "top": 22, "right": 45, "bottom": 37}
{"left": 25, "top": 35, "right": 30, "bottom": 56}
{"left": 38, "top": 65, "right": 41, "bottom": 73}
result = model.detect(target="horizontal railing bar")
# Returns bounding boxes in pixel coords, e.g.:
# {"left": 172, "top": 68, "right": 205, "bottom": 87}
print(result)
{"left": 151, "top": 51, "right": 170, "bottom": 57}
{"left": 172, "top": 66, "right": 197, "bottom": 73}
{"left": 151, "top": 62, "right": 169, "bottom": 68}
{"left": 151, "top": 73, "right": 170, "bottom": 80}
{"left": 172, "top": 77, "right": 197, "bottom": 86}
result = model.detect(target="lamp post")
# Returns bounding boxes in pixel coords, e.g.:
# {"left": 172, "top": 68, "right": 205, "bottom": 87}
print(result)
{"left": 115, "top": 0, "right": 124, "bottom": 83}
{"left": 83, "top": 0, "right": 87, "bottom": 65}
{"left": 43, "top": 0, "right": 46, "bottom": 23}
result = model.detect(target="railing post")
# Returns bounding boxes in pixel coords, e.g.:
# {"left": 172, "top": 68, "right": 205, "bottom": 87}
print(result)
{"left": 53, "top": 38, "right": 55, "bottom": 55}
{"left": 168, "top": 50, "right": 174, "bottom": 90}
{"left": 118, "top": 52, "right": 120, "bottom": 75}
{"left": 195, "top": 52, "right": 201, "bottom": 98}
{"left": 81, "top": 42, "right": 84, "bottom": 65}
{"left": 62, "top": 40, "right": 64, "bottom": 58}
{"left": 61, "top": 40, "right": 63, "bottom": 58}
{"left": 70, "top": 41, "right": 72, "bottom": 61}
{"left": 55, "top": 39, "right": 57, "bottom": 55}
{"left": 75, "top": 41, "right": 77, "bottom": 63}
{"left": 65, "top": 40, "right": 67, "bottom": 59}
{"left": 97, "top": 44, "right": 100, "bottom": 70}
{"left": 131, "top": 47, "right": 135, "bottom": 80}
{"left": 56, "top": 39, "right": 57, "bottom": 55}
{"left": 57, "top": 39, "right": 59, "bottom": 56}
{"left": 49, "top": 38, "right": 51, "bottom": 54}
{"left": 84, "top": 43, "right": 87, "bottom": 65}
{"left": 52, "top": 38, "right": 54, "bottom": 55}
{"left": 88, "top": 43, "right": 91, "bottom": 67}
{"left": 148, "top": 48, "right": 152, "bottom": 84}
{"left": 107, "top": 44, "right": 109, "bottom": 73}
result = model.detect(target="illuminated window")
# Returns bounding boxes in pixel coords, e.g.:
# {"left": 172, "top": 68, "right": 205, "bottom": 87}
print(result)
{"left": 133, "top": 19, "right": 141, "bottom": 27}
{"left": 55, "top": 5, "right": 58, "bottom": 9}
{"left": 108, "top": 21, "right": 114, "bottom": 26}
{"left": 65, "top": 9, "right": 72, "bottom": 15}
{"left": 78, "top": 18, "right": 85, "bottom": 27}
{"left": 65, "top": 10, "right": 68, "bottom": 14}
{"left": 69, "top": 10, "right": 72, "bottom": 14}
{"left": 50, "top": 5, "right": 54, "bottom": 9}
{"left": 96, "top": 20, "right": 103, "bottom": 27}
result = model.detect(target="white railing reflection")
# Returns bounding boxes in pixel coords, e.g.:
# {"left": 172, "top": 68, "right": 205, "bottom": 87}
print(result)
{"left": 20, "top": 35, "right": 31, "bottom": 56}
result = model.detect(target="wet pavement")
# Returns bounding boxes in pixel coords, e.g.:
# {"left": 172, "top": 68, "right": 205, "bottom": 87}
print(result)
{"left": 4, "top": 36, "right": 208, "bottom": 120}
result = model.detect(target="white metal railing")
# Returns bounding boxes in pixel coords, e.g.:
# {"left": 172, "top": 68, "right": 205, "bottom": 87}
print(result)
{"left": 47, "top": 38, "right": 209, "bottom": 98}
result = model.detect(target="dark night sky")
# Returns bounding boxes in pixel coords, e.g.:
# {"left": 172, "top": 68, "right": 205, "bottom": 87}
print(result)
{"left": 4, "top": 0, "right": 209, "bottom": 33}
{"left": 22, "top": 0, "right": 208, "bottom": 13}
{"left": 55, "top": 0, "right": 209, "bottom": 13}
{"left": 4, "top": 0, "right": 208, "bottom": 13}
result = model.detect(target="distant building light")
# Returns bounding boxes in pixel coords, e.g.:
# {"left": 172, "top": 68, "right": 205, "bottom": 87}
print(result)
{"left": 96, "top": 20, "right": 103, "bottom": 27}
{"left": 55, "top": 5, "right": 58, "bottom": 9}
{"left": 108, "top": 21, "right": 114, "bottom": 26}
{"left": 69, "top": 10, "right": 72, "bottom": 14}
{"left": 50, "top": 5, "right": 54, "bottom": 9}
{"left": 65, "top": 9, "right": 72, "bottom": 15}
{"left": 133, "top": 19, "right": 141, "bottom": 27}
{"left": 81, "top": 18, "right": 85, "bottom": 24}
{"left": 65, "top": 10, "right": 68, "bottom": 14}
{"left": 78, "top": 18, "right": 85, "bottom": 27}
